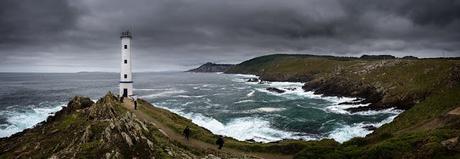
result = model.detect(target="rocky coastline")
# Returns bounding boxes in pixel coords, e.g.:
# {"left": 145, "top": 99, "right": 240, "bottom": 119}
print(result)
{"left": 236, "top": 74, "right": 403, "bottom": 113}
{"left": 225, "top": 54, "right": 460, "bottom": 114}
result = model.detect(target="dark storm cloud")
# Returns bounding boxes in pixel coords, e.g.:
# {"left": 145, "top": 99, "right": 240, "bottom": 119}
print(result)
{"left": 0, "top": 0, "right": 459, "bottom": 72}
{"left": 0, "top": 0, "right": 78, "bottom": 44}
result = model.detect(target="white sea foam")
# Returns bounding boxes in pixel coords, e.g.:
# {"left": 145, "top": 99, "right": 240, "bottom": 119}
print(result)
{"left": 182, "top": 101, "right": 195, "bottom": 106}
{"left": 234, "top": 99, "right": 255, "bottom": 104}
{"left": 253, "top": 82, "right": 401, "bottom": 116}
{"left": 254, "top": 82, "right": 358, "bottom": 104}
{"left": 231, "top": 74, "right": 260, "bottom": 83}
{"left": 245, "top": 107, "right": 287, "bottom": 113}
{"left": 154, "top": 105, "right": 315, "bottom": 142}
{"left": 140, "top": 89, "right": 187, "bottom": 98}
{"left": 176, "top": 95, "right": 205, "bottom": 98}
{"left": 0, "top": 104, "right": 64, "bottom": 138}
{"left": 134, "top": 88, "right": 170, "bottom": 91}
{"left": 327, "top": 122, "right": 371, "bottom": 143}
{"left": 266, "top": 81, "right": 304, "bottom": 87}
{"left": 247, "top": 90, "right": 255, "bottom": 97}
{"left": 324, "top": 103, "right": 370, "bottom": 114}
{"left": 233, "top": 74, "right": 259, "bottom": 78}
{"left": 328, "top": 114, "right": 400, "bottom": 143}
{"left": 154, "top": 101, "right": 402, "bottom": 143}
{"left": 352, "top": 108, "right": 403, "bottom": 116}
{"left": 253, "top": 83, "right": 401, "bottom": 116}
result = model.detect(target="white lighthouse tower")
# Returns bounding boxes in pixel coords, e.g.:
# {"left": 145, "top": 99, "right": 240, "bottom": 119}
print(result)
{"left": 119, "top": 31, "right": 133, "bottom": 97}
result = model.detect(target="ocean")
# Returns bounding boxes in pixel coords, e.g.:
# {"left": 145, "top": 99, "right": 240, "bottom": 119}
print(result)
{"left": 0, "top": 72, "right": 401, "bottom": 143}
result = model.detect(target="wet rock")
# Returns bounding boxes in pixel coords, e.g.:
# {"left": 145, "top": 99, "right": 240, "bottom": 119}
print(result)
{"left": 202, "top": 154, "right": 221, "bottom": 159}
{"left": 441, "top": 137, "right": 458, "bottom": 150}
{"left": 121, "top": 132, "right": 133, "bottom": 147}
{"left": 80, "top": 125, "right": 92, "bottom": 143}
{"left": 258, "top": 81, "right": 270, "bottom": 84}
{"left": 247, "top": 78, "right": 259, "bottom": 82}
{"left": 50, "top": 129, "right": 59, "bottom": 134}
{"left": 67, "top": 96, "right": 94, "bottom": 111}
{"left": 284, "top": 87, "right": 297, "bottom": 91}
{"left": 146, "top": 139, "right": 154, "bottom": 150}
{"left": 165, "top": 148, "right": 174, "bottom": 156}
{"left": 104, "top": 126, "right": 112, "bottom": 141}
{"left": 105, "top": 152, "right": 111, "bottom": 159}
{"left": 266, "top": 87, "right": 285, "bottom": 93}
{"left": 363, "top": 125, "right": 377, "bottom": 131}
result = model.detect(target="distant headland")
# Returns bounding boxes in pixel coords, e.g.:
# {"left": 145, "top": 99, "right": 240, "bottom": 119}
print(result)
{"left": 187, "top": 62, "right": 235, "bottom": 72}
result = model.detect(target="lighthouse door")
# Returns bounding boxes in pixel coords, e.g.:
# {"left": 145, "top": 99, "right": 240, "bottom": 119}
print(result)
{"left": 123, "top": 89, "right": 128, "bottom": 97}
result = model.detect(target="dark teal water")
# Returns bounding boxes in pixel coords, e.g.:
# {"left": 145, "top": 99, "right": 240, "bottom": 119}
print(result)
{"left": 0, "top": 72, "right": 401, "bottom": 142}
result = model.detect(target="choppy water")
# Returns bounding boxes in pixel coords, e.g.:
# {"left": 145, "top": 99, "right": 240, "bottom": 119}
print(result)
{"left": 0, "top": 72, "right": 401, "bottom": 142}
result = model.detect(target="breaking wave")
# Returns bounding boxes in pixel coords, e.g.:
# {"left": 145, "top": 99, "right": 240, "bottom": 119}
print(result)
{"left": 0, "top": 103, "right": 64, "bottom": 138}
{"left": 139, "top": 89, "right": 187, "bottom": 98}
{"left": 244, "top": 107, "right": 287, "bottom": 113}
{"left": 328, "top": 114, "right": 399, "bottom": 143}
{"left": 153, "top": 104, "right": 399, "bottom": 143}
{"left": 154, "top": 105, "right": 315, "bottom": 142}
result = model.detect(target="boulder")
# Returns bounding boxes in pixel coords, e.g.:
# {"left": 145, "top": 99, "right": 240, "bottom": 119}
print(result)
{"left": 284, "top": 87, "right": 297, "bottom": 91}
{"left": 266, "top": 87, "right": 285, "bottom": 93}
{"left": 441, "top": 137, "right": 458, "bottom": 150}
{"left": 258, "top": 81, "right": 270, "bottom": 84}
{"left": 362, "top": 125, "right": 377, "bottom": 131}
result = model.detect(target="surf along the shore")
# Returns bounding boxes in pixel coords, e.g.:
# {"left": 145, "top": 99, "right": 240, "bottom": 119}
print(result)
{"left": 139, "top": 73, "right": 402, "bottom": 143}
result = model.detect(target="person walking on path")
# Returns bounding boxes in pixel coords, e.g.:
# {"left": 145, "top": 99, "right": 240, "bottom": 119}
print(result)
{"left": 183, "top": 126, "right": 191, "bottom": 141}
{"left": 216, "top": 135, "right": 225, "bottom": 149}
{"left": 132, "top": 95, "right": 138, "bottom": 110}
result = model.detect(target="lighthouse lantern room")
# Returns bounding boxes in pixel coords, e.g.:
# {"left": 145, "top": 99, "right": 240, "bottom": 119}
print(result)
{"left": 119, "top": 31, "right": 133, "bottom": 97}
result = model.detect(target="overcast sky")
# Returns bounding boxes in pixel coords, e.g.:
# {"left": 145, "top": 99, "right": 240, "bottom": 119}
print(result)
{"left": 1, "top": 0, "right": 459, "bottom": 72}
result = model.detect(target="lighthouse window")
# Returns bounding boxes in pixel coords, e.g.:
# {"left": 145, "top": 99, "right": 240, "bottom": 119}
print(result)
{"left": 124, "top": 45, "right": 127, "bottom": 49}
{"left": 124, "top": 74, "right": 127, "bottom": 78}
{"left": 124, "top": 60, "right": 127, "bottom": 64}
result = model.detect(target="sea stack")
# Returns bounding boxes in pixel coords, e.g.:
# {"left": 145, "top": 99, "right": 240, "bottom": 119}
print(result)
{"left": 119, "top": 31, "right": 133, "bottom": 97}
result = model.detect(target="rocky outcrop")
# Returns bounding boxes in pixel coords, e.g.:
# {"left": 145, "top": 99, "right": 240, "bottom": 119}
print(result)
{"left": 187, "top": 62, "right": 235, "bottom": 72}
{"left": 441, "top": 137, "right": 459, "bottom": 150}
{"left": 0, "top": 92, "right": 198, "bottom": 158}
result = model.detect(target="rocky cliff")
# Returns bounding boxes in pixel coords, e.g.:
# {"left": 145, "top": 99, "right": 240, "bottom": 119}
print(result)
{"left": 187, "top": 62, "right": 235, "bottom": 72}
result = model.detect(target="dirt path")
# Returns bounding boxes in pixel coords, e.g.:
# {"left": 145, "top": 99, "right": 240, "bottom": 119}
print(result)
{"left": 121, "top": 99, "right": 293, "bottom": 159}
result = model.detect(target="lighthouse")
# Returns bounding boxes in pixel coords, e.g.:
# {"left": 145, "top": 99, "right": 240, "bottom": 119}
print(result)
{"left": 119, "top": 31, "right": 133, "bottom": 97}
